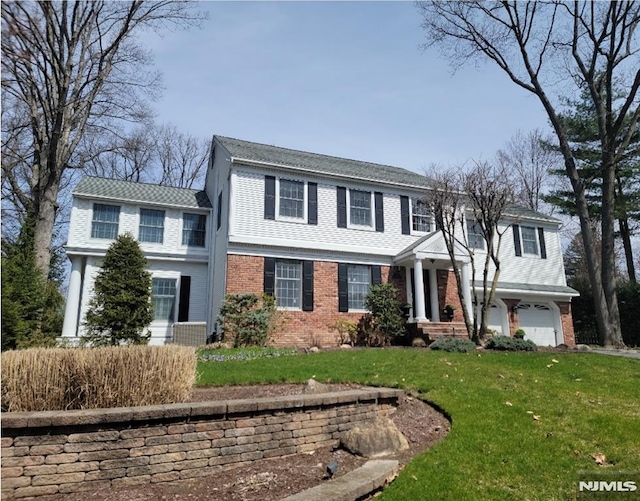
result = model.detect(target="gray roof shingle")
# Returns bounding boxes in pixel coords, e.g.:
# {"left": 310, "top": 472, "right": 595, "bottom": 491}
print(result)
{"left": 215, "top": 136, "right": 436, "bottom": 189}
{"left": 73, "top": 177, "right": 212, "bottom": 209}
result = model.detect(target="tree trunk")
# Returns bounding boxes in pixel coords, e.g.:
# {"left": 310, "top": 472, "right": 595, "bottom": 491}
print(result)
{"left": 619, "top": 218, "right": 637, "bottom": 283}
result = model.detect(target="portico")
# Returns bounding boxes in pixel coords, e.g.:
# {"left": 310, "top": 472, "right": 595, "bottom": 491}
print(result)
{"left": 394, "top": 231, "right": 472, "bottom": 324}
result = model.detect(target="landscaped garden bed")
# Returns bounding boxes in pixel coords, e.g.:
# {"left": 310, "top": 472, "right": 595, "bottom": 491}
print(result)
{"left": 2, "top": 347, "right": 638, "bottom": 500}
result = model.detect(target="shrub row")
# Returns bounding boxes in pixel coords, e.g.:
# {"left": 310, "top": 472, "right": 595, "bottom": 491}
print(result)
{"left": 429, "top": 338, "right": 477, "bottom": 353}
{"left": 485, "top": 336, "right": 537, "bottom": 351}
{"left": 1, "top": 345, "right": 196, "bottom": 412}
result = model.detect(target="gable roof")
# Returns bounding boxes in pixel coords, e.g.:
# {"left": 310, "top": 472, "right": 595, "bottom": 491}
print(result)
{"left": 73, "top": 177, "right": 212, "bottom": 209}
{"left": 215, "top": 135, "right": 435, "bottom": 190}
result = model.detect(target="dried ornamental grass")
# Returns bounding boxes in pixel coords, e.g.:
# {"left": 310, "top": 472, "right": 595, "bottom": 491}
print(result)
{"left": 1, "top": 345, "right": 196, "bottom": 412}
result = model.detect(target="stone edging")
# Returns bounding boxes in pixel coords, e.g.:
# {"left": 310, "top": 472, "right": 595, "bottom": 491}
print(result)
{"left": 1, "top": 387, "right": 403, "bottom": 499}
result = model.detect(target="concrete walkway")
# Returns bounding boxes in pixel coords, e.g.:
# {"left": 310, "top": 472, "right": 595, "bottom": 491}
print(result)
{"left": 590, "top": 349, "right": 640, "bottom": 359}
{"left": 281, "top": 459, "right": 399, "bottom": 501}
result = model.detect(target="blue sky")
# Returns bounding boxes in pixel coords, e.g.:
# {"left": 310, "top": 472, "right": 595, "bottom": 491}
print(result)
{"left": 145, "top": 1, "right": 550, "bottom": 174}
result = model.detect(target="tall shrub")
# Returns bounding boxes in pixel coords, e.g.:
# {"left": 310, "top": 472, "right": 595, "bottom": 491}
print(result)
{"left": 83, "top": 233, "right": 153, "bottom": 346}
{"left": 1, "top": 213, "right": 63, "bottom": 350}
{"left": 217, "top": 293, "right": 278, "bottom": 347}
{"left": 357, "top": 283, "right": 406, "bottom": 346}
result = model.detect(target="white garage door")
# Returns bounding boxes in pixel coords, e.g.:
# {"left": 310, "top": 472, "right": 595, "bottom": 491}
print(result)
{"left": 517, "top": 303, "right": 557, "bottom": 346}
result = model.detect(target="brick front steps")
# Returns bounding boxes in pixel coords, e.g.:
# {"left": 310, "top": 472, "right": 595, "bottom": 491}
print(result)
{"left": 409, "top": 322, "right": 467, "bottom": 343}
{"left": 0, "top": 388, "right": 403, "bottom": 499}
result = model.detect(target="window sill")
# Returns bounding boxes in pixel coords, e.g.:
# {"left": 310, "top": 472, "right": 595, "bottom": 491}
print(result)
{"left": 346, "top": 224, "right": 375, "bottom": 232}
{"left": 276, "top": 216, "right": 308, "bottom": 225}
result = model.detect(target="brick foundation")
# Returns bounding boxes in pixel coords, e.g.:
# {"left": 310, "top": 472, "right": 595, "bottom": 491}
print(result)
{"left": 0, "top": 388, "right": 402, "bottom": 499}
{"left": 225, "top": 255, "right": 396, "bottom": 347}
{"left": 224, "top": 254, "right": 576, "bottom": 348}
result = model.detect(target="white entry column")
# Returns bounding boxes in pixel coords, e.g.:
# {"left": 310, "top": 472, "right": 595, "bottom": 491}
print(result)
{"left": 61, "top": 257, "right": 83, "bottom": 338}
{"left": 413, "top": 259, "right": 427, "bottom": 322}
{"left": 429, "top": 268, "right": 440, "bottom": 322}
{"left": 461, "top": 261, "right": 473, "bottom": 317}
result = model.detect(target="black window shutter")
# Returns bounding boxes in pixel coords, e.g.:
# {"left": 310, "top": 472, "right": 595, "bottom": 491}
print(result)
{"left": 374, "top": 192, "right": 384, "bottom": 232}
{"left": 338, "top": 263, "right": 349, "bottom": 312}
{"left": 302, "top": 260, "right": 314, "bottom": 311}
{"left": 308, "top": 182, "right": 318, "bottom": 225}
{"left": 216, "top": 192, "right": 222, "bottom": 230}
{"left": 371, "top": 265, "right": 382, "bottom": 286}
{"left": 264, "top": 176, "right": 276, "bottom": 220}
{"left": 177, "top": 276, "right": 191, "bottom": 322}
{"left": 538, "top": 227, "right": 547, "bottom": 259}
{"left": 400, "top": 196, "right": 410, "bottom": 235}
{"left": 264, "top": 257, "right": 276, "bottom": 295}
{"left": 512, "top": 224, "right": 522, "bottom": 257}
{"left": 337, "top": 187, "right": 347, "bottom": 228}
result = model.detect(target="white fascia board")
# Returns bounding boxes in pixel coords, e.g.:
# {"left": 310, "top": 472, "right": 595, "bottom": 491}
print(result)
{"left": 228, "top": 235, "right": 399, "bottom": 257}
{"left": 478, "top": 285, "right": 580, "bottom": 299}
{"left": 227, "top": 245, "right": 393, "bottom": 266}
{"left": 65, "top": 247, "right": 209, "bottom": 263}
{"left": 230, "top": 157, "right": 433, "bottom": 192}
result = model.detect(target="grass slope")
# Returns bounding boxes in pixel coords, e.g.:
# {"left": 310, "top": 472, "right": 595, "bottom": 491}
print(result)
{"left": 197, "top": 349, "right": 640, "bottom": 500}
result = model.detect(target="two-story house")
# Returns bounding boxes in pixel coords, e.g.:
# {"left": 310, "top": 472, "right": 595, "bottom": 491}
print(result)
{"left": 61, "top": 135, "right": 578, "bottom": 347}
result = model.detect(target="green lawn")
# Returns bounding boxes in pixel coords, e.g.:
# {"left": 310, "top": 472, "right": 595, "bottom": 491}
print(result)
{"left": 196, "top": 349, "right": 640, "bottom": 500}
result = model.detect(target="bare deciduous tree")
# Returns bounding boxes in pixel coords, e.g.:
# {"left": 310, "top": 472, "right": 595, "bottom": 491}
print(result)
{"left": 417, "top": 1, "right": 640, "bottom": 347}
{"left": 155, "top": 124, "right": 209, "bottom": 189}
{"left": 1, "top": 1, "right": 206, "bottom": 277}
{"left": 496, "top": 129, "right": 559, "bottom": 215}
{"left": 424, "top": 161, "right": 516, "bottom": 343}
{"left": 82, "top": 124, "right": 209, "bottom": 189}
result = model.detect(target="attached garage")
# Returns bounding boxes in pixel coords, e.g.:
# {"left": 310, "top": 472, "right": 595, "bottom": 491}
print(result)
{"left": 517, "top": 303, "right": 557, "bottom": 346}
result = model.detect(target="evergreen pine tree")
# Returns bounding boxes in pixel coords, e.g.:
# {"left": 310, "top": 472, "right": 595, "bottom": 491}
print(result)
{"left": 1, "top": 213, "right": 62, "bottom": 350}
{"left": 83, "top": 233, "right": 153, "bottom": 346}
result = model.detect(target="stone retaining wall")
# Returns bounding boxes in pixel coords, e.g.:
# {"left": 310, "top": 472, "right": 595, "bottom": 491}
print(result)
{"left": 1, "top": 388, "right": 402, "bottom": 499}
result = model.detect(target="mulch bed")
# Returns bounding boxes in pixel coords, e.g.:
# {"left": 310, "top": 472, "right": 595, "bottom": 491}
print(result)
{"left": 39, "top": 384, "right": 450, "bottom": 501}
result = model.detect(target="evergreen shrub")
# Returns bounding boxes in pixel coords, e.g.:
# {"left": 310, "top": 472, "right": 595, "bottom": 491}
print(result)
{"left": 429, "top": 338, "right": 477, "bottom": 353}
{"left": 486, "top": 336, "right": 537, "bottom": 351}
{"left": 83, "top": 234, "right": 153, "bottom": 346}
{"left": 217, "top": 293, "right": 278, "bottom": 347}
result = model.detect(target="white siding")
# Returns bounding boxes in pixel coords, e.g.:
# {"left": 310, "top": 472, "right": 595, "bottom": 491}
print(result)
{"left": 469, "top": 222, "right": 567, "bottom": 288}
{"left": 66, "top": 198, "right": 210, "bottom": 258}
{"left": 207, "top": 142, "right": 233, "bottom": 331}
{"left": 75, "top": 258, "right": 208, "bottom": 345}
{"left": 231, "top": 169, "right": 424, "bottom": 256}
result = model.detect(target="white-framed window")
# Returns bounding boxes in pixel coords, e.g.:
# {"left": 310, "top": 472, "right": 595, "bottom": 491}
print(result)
{"left": 152, "top": 278, "right": 176, "bottom": 321}
{"left": 275, "top": 260, "right": 302, "bottom": 309}
{"left": 411, "top": 198, "right": 431, "bottom": 233}
{"left": 348, "top": 264, "right": 371, "bottom": 310}
{"left": 349, "top": 190, "right": 372, "bottom": 227}
{"left": 467, "top": 219, "right": 485, "bottom": 250}
{"left": 521, "top": 226, "right": 539, "bottom": 255}
{"left": 182, "top": 213, "right": 206, "bottom": 247}
{"left": 278, "top": 179, "right": 305, "bottom": 219}
{"left": 91, "top": 204, "right": 120, "bottom": 240}
{"left": 139, "top": 208, "right": 165, "bottom": 243}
